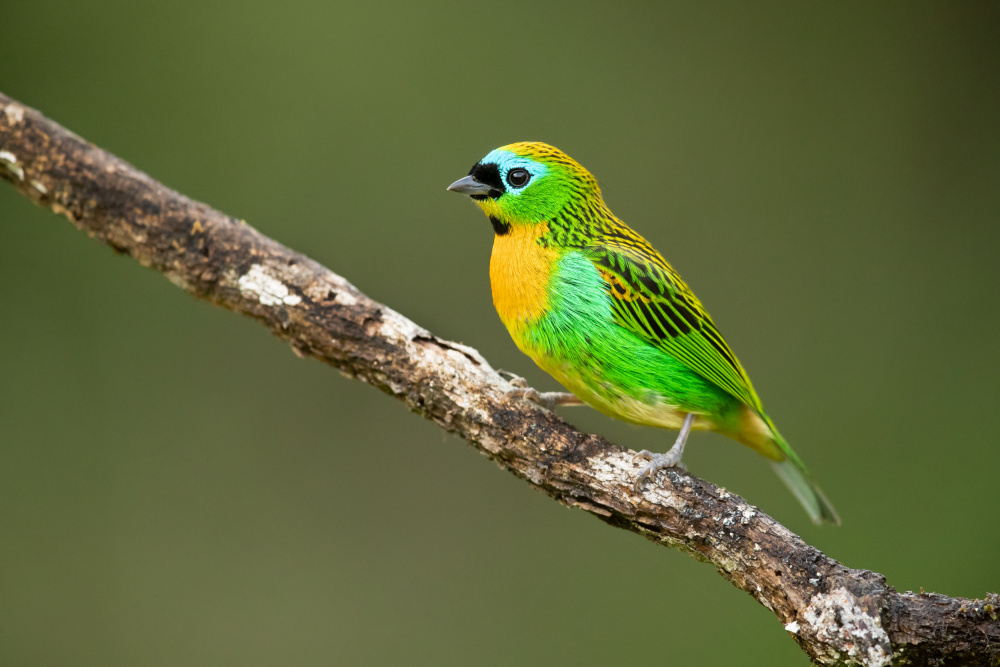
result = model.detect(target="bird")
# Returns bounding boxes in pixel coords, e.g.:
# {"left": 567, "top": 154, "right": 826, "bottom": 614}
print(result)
{"left": 447, "top": 141, "right": 839, "bottom": 525}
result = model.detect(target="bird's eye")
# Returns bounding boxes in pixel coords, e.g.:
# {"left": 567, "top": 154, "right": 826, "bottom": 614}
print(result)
{"left": 506, "top": 168, "right": 530, "bottom": 188}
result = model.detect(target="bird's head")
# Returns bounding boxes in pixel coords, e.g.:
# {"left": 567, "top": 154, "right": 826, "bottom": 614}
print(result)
{"left": 447, "top": 142, "right": 601, "bottom": 233}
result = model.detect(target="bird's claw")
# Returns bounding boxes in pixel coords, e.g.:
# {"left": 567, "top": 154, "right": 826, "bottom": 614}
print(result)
{"left": 497, "top": 369, "right": 529, "bottom": 388}
{"left": 632, "top": 449, "right": 655, "bottom": 464}
{"left": 632, "top": 450, "right": 687, "bottom": 493}
{"left": 500, "top": 372, "right": 581, "bottom": 410}
{"left": 505, "top": 386, "right": 556, "bottom": 410}
{"left": 500, "top": 370, "right": 546, "bottom": 407}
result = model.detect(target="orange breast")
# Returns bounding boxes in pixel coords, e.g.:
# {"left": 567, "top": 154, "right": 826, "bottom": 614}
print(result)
{"left": 489, "top": 222, "right": 558, "bottom": 328}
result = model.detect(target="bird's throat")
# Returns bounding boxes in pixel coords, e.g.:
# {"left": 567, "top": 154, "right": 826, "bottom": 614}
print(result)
{"left": 489, "top": 222, "right": 558, "bottom": 327}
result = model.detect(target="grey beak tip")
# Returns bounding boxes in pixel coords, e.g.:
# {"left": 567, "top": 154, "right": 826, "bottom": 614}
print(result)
{"left": 447, "top": 174, "right": 493, "bottom": 197}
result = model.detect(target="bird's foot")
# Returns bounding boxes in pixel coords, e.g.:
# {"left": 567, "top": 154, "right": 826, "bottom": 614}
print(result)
{"left": 632, "top": 413, "right": 695, "bottom": 493}
{"left": 499, "top": 371, "right": 583, "bottom": 410}
{"left": 632, "top": 449, "right": 687, "bottom": 492}
{"left": 497, "top": 369, "right": 529, "bottom": 387}
{"left": 506, "top": 387, "right": 583, "bottom": 411}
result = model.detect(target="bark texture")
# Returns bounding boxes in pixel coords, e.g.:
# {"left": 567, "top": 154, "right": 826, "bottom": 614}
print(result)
{"left": 2, "top": 91, "right": 997, "bottom": 666}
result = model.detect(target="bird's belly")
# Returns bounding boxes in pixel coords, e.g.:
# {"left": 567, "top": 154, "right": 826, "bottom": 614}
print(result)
{"left": 545, "top": 361, "right": 702, "bottom": 429}
{"left": 536, "top": 353, "right": 714, "bottom": 431}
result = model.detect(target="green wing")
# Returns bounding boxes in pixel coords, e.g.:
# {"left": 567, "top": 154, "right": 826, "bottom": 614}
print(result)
{"left": 586, "top": 241, "right": 764, "bottom": 412}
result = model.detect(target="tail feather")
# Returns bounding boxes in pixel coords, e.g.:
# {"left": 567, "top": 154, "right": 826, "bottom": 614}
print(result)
{"left": 752, "top": 412, "right": 840, "bottom": 525}
{"left": 771, "top": 459, "right": 840, "bottom": 525}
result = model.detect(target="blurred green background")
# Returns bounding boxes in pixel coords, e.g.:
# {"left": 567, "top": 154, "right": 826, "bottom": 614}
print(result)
{"left": 2, "top": 2, "right": 998, "bottom": 665}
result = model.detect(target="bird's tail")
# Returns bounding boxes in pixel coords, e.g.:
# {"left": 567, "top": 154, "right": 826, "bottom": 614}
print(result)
{"left": 737, "top": 409, "right": 840, "bottom": 525}
{"left": 757, "top": 414, "right": 840, "bottom": 525}
{"left": 770, "top": 458, "right": 840, "bottom": 525}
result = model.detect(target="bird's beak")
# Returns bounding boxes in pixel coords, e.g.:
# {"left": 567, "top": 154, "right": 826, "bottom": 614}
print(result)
{"left": 447, "top": 175, "right": 493, "bottom": 196}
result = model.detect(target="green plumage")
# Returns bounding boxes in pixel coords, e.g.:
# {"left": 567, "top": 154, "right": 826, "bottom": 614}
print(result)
{"left": 528, "top": 251, "right": 741, "bottom": 427}
{"left": 449, "top": 142, "right": 838, "bottom": 525}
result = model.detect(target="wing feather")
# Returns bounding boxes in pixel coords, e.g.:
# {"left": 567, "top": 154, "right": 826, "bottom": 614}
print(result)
{"left": 587, "top": 241, "right": 763, "bottom": 412}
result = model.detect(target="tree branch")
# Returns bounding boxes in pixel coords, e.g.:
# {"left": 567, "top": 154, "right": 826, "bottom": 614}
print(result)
{"left": 1, "top": 91, "right": 996, "bottom": 667}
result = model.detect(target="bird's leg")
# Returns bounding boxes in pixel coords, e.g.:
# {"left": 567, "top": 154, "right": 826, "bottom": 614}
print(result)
{"left": 498, "top": 370, "right": 584, "bottom": 410}
{"left": 633, "top": 412, "right": 696, "bottom": 492}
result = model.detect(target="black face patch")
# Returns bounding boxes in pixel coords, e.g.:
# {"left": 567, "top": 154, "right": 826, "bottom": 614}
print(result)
{"left": 469, "top": 162, "right": 505, "bottom": 200}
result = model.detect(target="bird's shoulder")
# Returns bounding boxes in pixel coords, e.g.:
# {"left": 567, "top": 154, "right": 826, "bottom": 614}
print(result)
{"left": 579, "top": 220, "right": 704, "bottom": 306}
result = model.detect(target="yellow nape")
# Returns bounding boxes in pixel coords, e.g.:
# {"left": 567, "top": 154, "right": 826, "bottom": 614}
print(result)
{"left": 489, "top": 222, "right": 558, "bottom": 327}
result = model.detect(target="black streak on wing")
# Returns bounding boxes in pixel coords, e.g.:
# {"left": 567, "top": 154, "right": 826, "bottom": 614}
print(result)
{"left": 666, "top": 300, "right": 697, "bottom": 335}
{"left": 638, "top": 271, "right": 666, "bottom": 296}
{"left": 635, "top": 300, "right": 676, "bottom": 339}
